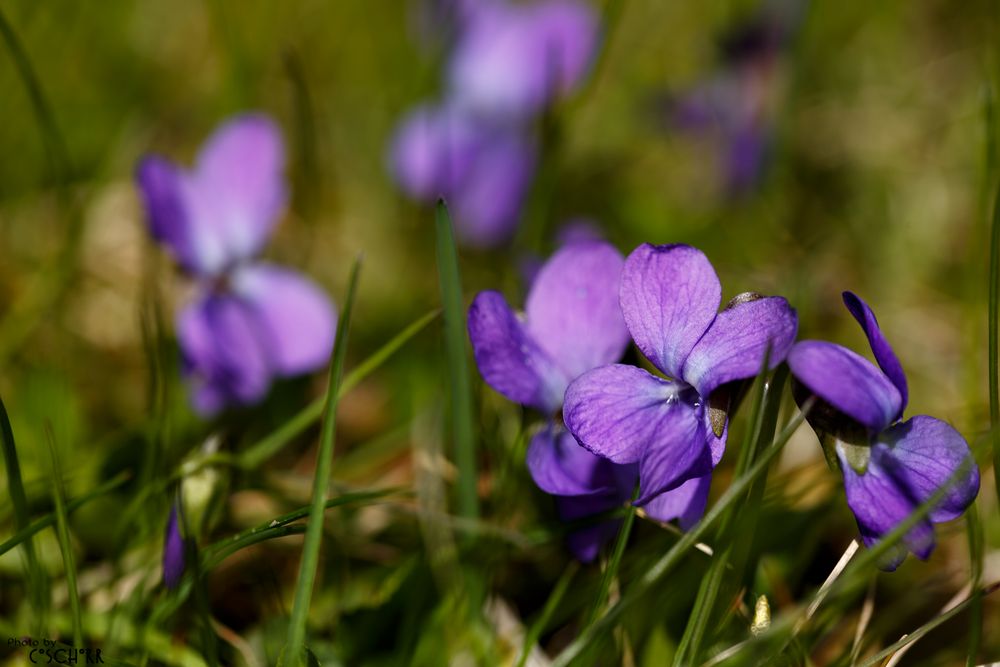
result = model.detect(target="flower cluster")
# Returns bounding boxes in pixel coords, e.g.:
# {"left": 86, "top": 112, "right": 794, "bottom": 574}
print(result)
{"left": 468, "top": 243, "right": 980, "bottom": 569}
{"left": 390, "top": 0, "right": 599, "bottom": 247}
{"left": 136, "top": 115, "right": 337, "bottom": 415}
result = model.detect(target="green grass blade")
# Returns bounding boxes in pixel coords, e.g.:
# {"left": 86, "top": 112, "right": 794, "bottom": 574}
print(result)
{"left": 587, "top": 489, "right": 638, "bottom": 628}
{"left": 284, "top": 257, "right": 361, "bottom": 666}
{"left": 434, "top": 201, "right": 479, "bottom": 521}
{"left": 239, "top": 308, "right": 439, "bottom": 469}
{"left": 0, "top": 393, "right": 48, "bottom": 623}
{"left": 551, "top": 401, "right": 813, "bottom": 667}
{"left": 989, "top": 180, "right": 1000, "bottom": 506}
{"left": 965, "top": 503, "right": 984, "bottom": 666}
{"left": 516, "top": 562, "right": 579, "bottom": 667}
{"left": 0, "top": 472, "right": 130, "bottom": 557}
{"left": 46, "top": 430, "right": 83, "bottom": 647}
{"left": 857, "top": 582, "right": 1000, "bottom": 667}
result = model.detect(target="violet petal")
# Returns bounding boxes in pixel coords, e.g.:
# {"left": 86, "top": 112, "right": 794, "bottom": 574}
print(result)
{"left": 563, "top": 364, "right": 684, "bottom": 465}
{"left": 640, "top": 474, "right": 711, "bottom": 530}
{"left": 842, "top": 291, "right": 909, "bottom": 418}
{"left": 876, "top": 415, "right": 979, "bottom": 524}
{"left": 467, "top": 290, "right": 564, "bottom": 412}
{"left": 683, "top": 296, "right": 798, "bottom": 397}
{"left": 788, "top": 340, "right": 902, "bottom": 433}
{"left": 619, "top": 243, "right": 721, "bottom": 379}
{"left": 231, "top": 263, "right": 337, "bottom": 377}
{"left": 525, "top": 241, "right": 629, "bottom": 380}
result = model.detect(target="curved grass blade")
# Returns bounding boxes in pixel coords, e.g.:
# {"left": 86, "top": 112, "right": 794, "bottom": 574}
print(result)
{"left": 435, "top": 200, "right": 479, "bottom": 521}
{"left": 516, "top": 562, "right": 579, "bottom": 667}
{"left": 857, "top": 582, "right": 1000, "bottom": 667}
{"left": 989, "top": 171, "right": 1000, "bottom": 507}
{"left": 0, "top": 472, "right": 130, "bottom": 557}
{"left": 239, "top": 308, "right": 439, "bottom": 469}
{"left": 966, "top": 503, "right": 984, "bottom": 666}
{"left": 550, "top": 401, "right": 813, "bottom": 667}
{"left": 0, "top": 393, "right": 48, "bottom": 623}
{"left": 45, "top": 429, "right": 83, "bottom": 647}
{"left": 586, "top": 490, "right": 638, "bottom": 628}
{"left": 284, "top": 257, "right": 361, "bottom": 666}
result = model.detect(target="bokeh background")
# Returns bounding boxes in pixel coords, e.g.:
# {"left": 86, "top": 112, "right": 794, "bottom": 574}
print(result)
{"left": 1, "top": 0, "right": 999, "bottom": 664}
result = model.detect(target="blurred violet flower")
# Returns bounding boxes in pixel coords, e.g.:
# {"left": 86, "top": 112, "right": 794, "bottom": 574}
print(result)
{"left": 665, "top": 1, "right": 800, "bottom": 194}
{"left": 466, "top": 242, "right": 631, "bottom": 561}
{"left": 788, "top": 292, "right": 979, "bottom": 570}
{"left": 449, "top": 0, "right": 600, "bottom": 119}
{"left": 563, "top": 244, "right": 798, "bottom": 516}
{"left": 162, "top": 504, "right": 186, "bottom": 589}
{"left": 390, "top": 104, "right": 535, "bottom": 247}
{"left": 137, "top": 115, "right": 336, "bottom": 415}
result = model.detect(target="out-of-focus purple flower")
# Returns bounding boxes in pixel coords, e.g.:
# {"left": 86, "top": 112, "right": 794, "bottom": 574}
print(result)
{"left": 449, "top": 0, "right": 599, "bottom": 120}
{"left": 163, "top": 505, "right": 186, "bottom": 589}
{"left": 563, "top": 244, "right": 798, "bottom": 517}
{"left": 788, "top": 292, "right": 979, "bottom": 570}
{"left": 665, "top": 1, "right": 801, "bottom": 195}
{"left": 390, "top": 103, "right": 535, "bottom": 247}
{"left": 468, "top": 242, "right": 635, "bottom": 560}
{"left": 137, "top": 114, "right": 336, "bottom": 415}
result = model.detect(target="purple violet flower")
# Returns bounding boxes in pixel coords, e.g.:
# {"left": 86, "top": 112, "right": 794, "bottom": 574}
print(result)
{"left": 390, "top": 103, "right": 535, "bottom": 247}
{"left": 788, "top": 292, "right": 980, "bottom": 570}
{"left": 466, "top": 242, "right": 634, "bottom": 561}
{"left": 563, "top": 244, "right": 798, "bottom": 514}
{"left": 136, "top": 114, "right": 337, "bottom": 415}
{"left": 448, "top": 0, "right": 599, "bottom": 120}
{"left": 163, "top": 505, "right": 186, "bottom": 589}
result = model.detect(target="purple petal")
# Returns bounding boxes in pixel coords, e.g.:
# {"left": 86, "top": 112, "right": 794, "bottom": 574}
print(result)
{"left": 839, "top": 444, "right": 935, "bottom": 570}
{"left": 876, "top": 416, "right": 979, "bottom": 523}
{"left": 842, "top": 291, "right": 908, "bottom": 418}
{"left": 231, "top": 264, "right": 337, "bottom": 377}
{"left": 136, "top": 157, "right": 202, "bottom": 274}
{"left": 467, "top": 291, "right": 564, "bottom": 412}
{"left": 389, "top": 103, "right": 481, "bottom": 201}
{"left": 449, "top": 0, "right": 597, "bottom": 118}
{"left": 188, "top": 114, "right": 287, "bottom": 273}
{"left": 163, "top": 506, "right": 185, "bottom": 589}
{"left": 530, "top": 0, "right": 599, "bottom": 97}
{"left": 636, "top": 400, "right": 712, "bottom": 503}
{"left": 527, "top": 428, "right": 635, "bottom": 497}
{"left": 683, "top": 296, "right": 798, "bottom": 397}
{"left": 725, "top": 123, "right": 769, "bottom": 194}
{"left": 619, "top": 244, "right": 721, "bottom": 378}
{"left": 450, "top": 129, "right": 535, "bottom": 247}
{"left": 525, "top": 241, "right": 629, "bottom": 380}
{"left": 177, "top": 292, "right": 272, "bottom": 415}
{"left": 640, "top": 474, "right": 711, "bottom": 530}
{"left": 563, "top": 364, "right": 684, "bottom": 464}
{"left": 788, "top": 341, "right": 902, "bottom": 433}
{"left": 557, "top": 494, "right": 623, "bottom": 563}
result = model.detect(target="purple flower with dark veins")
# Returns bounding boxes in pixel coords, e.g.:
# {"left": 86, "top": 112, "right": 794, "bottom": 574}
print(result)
{"left": 390, "top": 103, "right": 535, "bottom": 247}
{"left": 137, "top": 114, "right": 336, "bottom": 415}
{"left": 788, "top": 292, "right": 980, "bottom": 570}
{"left": 466, "top": 241, "right": 637, "bottom": 561}
{"left": 449, "top": 0, "right": 599, "bottom": 119}
{"left": 162, "top": 504, "right": 186, "bottom": 589}
{"left": 563, "top": 244, "right": 798, "bottom": 518}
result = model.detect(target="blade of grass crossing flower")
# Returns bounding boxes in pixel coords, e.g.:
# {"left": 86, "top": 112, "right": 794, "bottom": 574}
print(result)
{"left": 238, "top": 308, "right": 439, "bottom": 469}
{"left": 587, "top": 487, "right": 639, "bottom": 628}
{"left": 966, "top": 503, "right": 984, "bottom": 666}
{"left": 550, "top": 401, "right": 813, "bottom": 667}
{"left": 435, "top": 201, "right": 479, "bottom": 521}
{"left": 0, "top": 394, "right": 48, "bottom": 624}
{"left": 516, "top": 562, "right": 579, "bottom": 667}
{"left": 675, "top": 361, "right": 785, "bottom": 666}
{"left": 45, "top": 429, "right": 83, "bottom": 648}
{"left": 284, "top": 257, "right": 361, "bottom": 667}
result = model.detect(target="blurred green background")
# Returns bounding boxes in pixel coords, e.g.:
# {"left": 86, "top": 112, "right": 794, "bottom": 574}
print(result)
{"left": 1, "top": 0, "right": 999, "bottom": 665}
